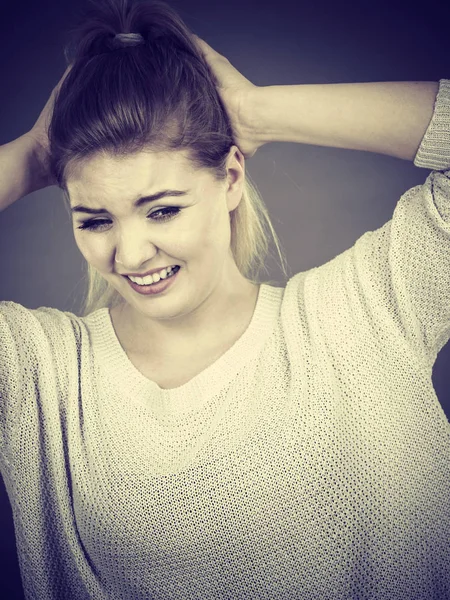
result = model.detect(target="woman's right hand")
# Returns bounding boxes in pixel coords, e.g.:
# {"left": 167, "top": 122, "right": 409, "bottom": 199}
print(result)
{"left": 27, "top": 64, "right": 72, "bottom": 187}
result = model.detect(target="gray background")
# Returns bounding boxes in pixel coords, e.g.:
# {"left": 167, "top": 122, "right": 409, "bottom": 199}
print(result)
{"left": 1, "top": 0, "right": 449, "bottom": 596}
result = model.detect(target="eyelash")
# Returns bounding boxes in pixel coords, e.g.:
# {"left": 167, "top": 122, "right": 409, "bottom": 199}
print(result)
{"left": 77, "top": 207, "right": 181, "bottom": 232}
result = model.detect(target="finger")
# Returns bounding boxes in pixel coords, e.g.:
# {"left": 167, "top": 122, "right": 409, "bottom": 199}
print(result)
{"left": 56, "top": 64, "right": 73, "bottom": 90}
{"left": 191, "top": 34, "right": 207, "bottom": 51}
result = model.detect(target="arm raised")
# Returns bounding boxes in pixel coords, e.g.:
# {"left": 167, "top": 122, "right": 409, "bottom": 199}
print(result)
{"left": 251, "top": 81, "right": 439, "bottom": 161}
{"left": 192, "top": 36, "right": 438, "bottom": 162}
{"left": 0, "top": 134, "right": 49, "bottom": 213}
{"left": 0, "top": 65, "right": 73, "bottom": 213}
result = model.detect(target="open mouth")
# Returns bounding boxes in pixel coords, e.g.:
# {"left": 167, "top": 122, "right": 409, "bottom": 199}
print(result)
{"left": 125, "top": 266, "right": 181, "bottom": 294}
{"left": 126, "top": 265, "right": 180, "bottom": 286}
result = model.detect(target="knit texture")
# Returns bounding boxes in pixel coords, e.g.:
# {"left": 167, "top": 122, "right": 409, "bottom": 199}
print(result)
{"left": 1, "top": 79, "right": 450, "bottom": 600}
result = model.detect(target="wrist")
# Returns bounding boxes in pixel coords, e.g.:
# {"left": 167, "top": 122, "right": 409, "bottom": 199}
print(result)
{"left": 247, "top": 85, "right": 302, "bottom": 147}
{"left": 243, "top": 86, "right": 276, "bottom": 149}
{"left": 23, "top": 132, "right": 55, "bottom": 191}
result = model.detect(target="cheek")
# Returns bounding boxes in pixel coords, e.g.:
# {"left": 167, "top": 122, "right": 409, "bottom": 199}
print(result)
{"left": 195, "top": 203, "right": 231, "bottom": 251}
{"left": 74, "top": 232, "right": 109, "bottom": 268}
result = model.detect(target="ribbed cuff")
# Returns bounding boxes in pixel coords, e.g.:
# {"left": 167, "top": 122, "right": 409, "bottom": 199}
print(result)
{"left": 414, "top": 79, "right": 450, "bottom": 170}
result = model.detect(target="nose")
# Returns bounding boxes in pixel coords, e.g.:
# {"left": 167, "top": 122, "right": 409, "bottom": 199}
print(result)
{"left": 114, "top": 228, "right": 158, "bottom": 270}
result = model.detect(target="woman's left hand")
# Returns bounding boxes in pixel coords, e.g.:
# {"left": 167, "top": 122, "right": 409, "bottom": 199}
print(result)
{"left": 192, "top": 35, "right": 263, "bottom": 159}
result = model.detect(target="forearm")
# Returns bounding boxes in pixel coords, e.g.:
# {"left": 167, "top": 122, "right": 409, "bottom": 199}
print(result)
{"left": 0, "top": 134, "right": 47, "bottom": 213}
{"left": 253, "top": 81, "right": 439, "bottom": 161}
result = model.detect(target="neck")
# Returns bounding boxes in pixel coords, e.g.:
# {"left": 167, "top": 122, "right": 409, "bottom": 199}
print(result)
{"left": 113, "top": 274, "right": 259, "bottom": 359}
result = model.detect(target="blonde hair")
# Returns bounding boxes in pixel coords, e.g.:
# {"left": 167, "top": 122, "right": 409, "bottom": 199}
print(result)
{"left": 49, "top": 0, "right": 290, "bottom": 316}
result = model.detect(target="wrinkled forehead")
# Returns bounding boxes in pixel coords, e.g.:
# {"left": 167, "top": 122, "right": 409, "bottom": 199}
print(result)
{"left": 65, "top": 148, "right": 200, "bottom": 199}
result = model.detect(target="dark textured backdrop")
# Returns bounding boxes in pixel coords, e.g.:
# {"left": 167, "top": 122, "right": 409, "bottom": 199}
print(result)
{"left": 1, "top": 0, "right": 449, "bottom": 596}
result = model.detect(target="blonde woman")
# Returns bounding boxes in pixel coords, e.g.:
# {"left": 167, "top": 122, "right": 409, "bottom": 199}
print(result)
{"left": 1, "top": 0, "right": 449, "bottom": 598}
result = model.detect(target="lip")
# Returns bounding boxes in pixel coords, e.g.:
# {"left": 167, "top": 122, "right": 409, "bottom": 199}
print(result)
{"left": 120, "top": 265, "right": 179, "bottom": 278}
{"left": 125, "top": 265, "right": 180, "bottom": 295}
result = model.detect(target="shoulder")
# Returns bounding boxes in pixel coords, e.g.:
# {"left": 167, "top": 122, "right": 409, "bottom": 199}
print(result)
{"left": 0, "top": 300, "right": 85, "bottom": 352}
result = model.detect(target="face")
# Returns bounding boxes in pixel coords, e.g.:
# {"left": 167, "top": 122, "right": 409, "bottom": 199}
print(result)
{"left": 67, "top": 146, "right": 248, "bottom": 328}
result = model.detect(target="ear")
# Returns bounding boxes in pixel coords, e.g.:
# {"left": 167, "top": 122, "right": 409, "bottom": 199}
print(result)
{"left": 225, "top": 145, "right": 246, "bottom": 212}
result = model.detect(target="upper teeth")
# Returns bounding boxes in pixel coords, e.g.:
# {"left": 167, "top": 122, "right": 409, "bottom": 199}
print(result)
{"left": 128, "top": 266, "right": 177, "bottom": 285}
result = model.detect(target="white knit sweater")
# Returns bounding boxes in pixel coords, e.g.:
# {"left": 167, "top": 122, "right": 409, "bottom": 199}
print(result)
{"left": 1, "top": 79, "right": 450, "bottom": 600}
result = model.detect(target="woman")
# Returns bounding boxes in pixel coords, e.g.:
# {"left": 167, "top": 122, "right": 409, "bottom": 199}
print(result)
{"left": 0, "top": 0, "right": 449, "bottom": 598}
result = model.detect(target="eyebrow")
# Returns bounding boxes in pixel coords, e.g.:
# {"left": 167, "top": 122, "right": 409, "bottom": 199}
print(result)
{"left": 70, "top": 189, "right": 189, "bottom": 215}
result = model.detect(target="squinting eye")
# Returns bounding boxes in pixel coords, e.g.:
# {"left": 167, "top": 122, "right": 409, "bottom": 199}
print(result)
{"left": 77, "top": 207, "right": 181, "bottom": 232}
{"left": 150, "top": 207, "right": 181, "bottom": 222}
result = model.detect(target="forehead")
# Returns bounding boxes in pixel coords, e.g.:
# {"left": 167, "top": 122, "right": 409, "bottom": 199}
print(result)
{"left": 66, "top": 149, "right": 200, "bottom": 199}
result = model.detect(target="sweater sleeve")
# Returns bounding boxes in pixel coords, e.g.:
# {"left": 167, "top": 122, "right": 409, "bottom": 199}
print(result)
{"left": 390, "top": 78, "right": 450, "bottom": 366}
{"left": 352, "top": 78, "right": 450, "bottom": 371}
{"left": 304, "top": 79, "right": 450, "bottom": 375}
{"left": 0, "top": 301, "right": 77, "bottom": 469}
{"left": 0, "top": 302, "right": 36, "bottom": 462}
